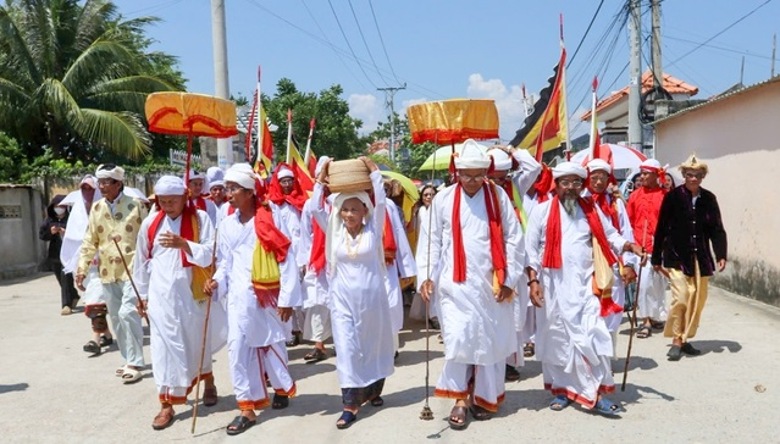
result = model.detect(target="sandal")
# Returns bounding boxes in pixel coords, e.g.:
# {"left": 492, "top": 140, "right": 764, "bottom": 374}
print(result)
{"left": 151, "top": 409, "right": 175, "bottom": 430}
{"left": 370, "top": 396, "right": 384, "bottom": 407}
{"left": 448, "top": 405, "right": 468, "bottom": 430}
{"left": 272, "top": 394, "right": 289, "bottom": 409}
{"left": 122, "top": 368, "right": 143, "bottom": 384}
{"left": 505, "top": 364, "right": 521, "bottom": 382}
{"left": 592, "top": 397, "right": 624, "bottom": 417}
{"left": 523, "top": 342, "right": 535, "bottom": 358}
{"left": 336, "top": 410, "right": 357, "bottom": 429}
{"left": 226, "top": 415, "right": 256, "bottom": 435}
{"left": 470, "top": 405, "right": 493, "bottom": 421}
{"left": 636, "top": 326, "right": 652, "bottom": 339}
{"left": 303, "top": 348, "right": 327, "bottom": 362}
{"left": 203, "top": 386, "right": 218, "bottom": 406}
{"left": 83, "top": 340, "right": 101, "bottom": 355}
{"left": 99, "top": 336, "right": 113, "bottom": 347}
{"left": 549, "top": 395, "right": 572, "bottom": 411}
{"left": 650, "top": 320, "right": 666, "bottom": 330}
{"left": 115, "top": 366, "right": 128, "bottom": 377}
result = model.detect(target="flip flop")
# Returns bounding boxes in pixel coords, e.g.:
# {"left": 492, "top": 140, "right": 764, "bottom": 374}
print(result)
{"left": 448, "top": 405, "right": 468, "bottom": 430}
{"left": 549, "top": 395, "right": 572, "bottom": 411}
{"left": 636, "top": 326, "right": 652, "bottom": 339}
{"left": 226, "top": 415, "right": 256, "bottom": 435}
{"left": 592, "top": 397, "right": 624, "bottom": 417}
{"left": 336, "top": 410, "right": 357, "bottom": 429}
{"left": 115, "top": 366, "right": 128, "bottom": 377}
{"left": 303, "top": 348, "right": 328, "bottom": 362}
{"left": 122, "top": 368, "right": 143, "bottom": 384}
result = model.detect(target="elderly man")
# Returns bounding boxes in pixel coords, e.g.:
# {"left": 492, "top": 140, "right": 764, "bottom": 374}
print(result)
{"left": 525, "top": 162, "right": 644, "bottom": 417}
{"left": 75, "top": 164, "right": 147, "bottom": 383}
{"left": 418, "top": 139, "right": 523, "bottom": 430}
{"left": 187, "top": 169, "right": 218, "bottom": 224}
{"left": 626, "top": 158, "right": 668, "bottom": 338}
{"left": 205, "top": 163, "right": 301, "bottom": 435}
{"left": 652, "top": 154, "right": 727, "bottom": 361}
{"left": 584, "top": 159, "right": 638, "bottom": 356}
{"left": 268, "top": 163, "right": 306, "bottom": 347}
{"left": 132, "top": 176, "right": 219, "bottom": 430}
{"left": 487, "top": 146, "right": 541, "bottom": 381}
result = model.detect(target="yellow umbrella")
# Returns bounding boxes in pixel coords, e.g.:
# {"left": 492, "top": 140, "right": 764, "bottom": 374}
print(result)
{"left": 381, "top": 171, "right": 420, "bottom": 224}
{"left": 417, "top": 141, "right": 490, "bottom": 171}
{"left": 407, "top": 99, "right": 499, "bottom": 145}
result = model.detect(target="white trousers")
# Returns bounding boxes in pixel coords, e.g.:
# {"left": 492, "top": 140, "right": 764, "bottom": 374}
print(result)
{"left": 228, "top": 339, "right": 295, "bottom": 411}
{"left": 637, "top": 267, "right": 668, "bottom": 320}
{"left": 103, "top": 281, "right": 144, "bottom": 367}
{"left": 435, "top": 360, "right": 506, "bottom": 413}
{"left": 303, "top": 304, "right": 332, "bottom": 342}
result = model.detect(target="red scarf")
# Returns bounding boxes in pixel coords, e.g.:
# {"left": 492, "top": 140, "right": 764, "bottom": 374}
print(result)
{"left": 268, "top": 163, "right": 307, "bottom": 211}
{"left": 147, "top": 205, "right": 198, "bottom": 267}
{"left": 542, "top": 195, "right": 617, "bottom": 269}
{"left": 533, "top": 165, "right": 553, "bottom": 203}
{"left": 254, "top": 201, "right": 291, "bottom": 264}
{"left": 192, "top": 196, "right": 207, "bottom": 212}
{"left": 452, "top": 182, "right": 506, "bottom": 287}
{"left": 383, "top": 212, "right": 397, "bottom": 265}
{"left": 590, "top": 192, "right": 620, "bottom": 231}
{"left": 309, "top": 220, "right": 326, "bottom": 274}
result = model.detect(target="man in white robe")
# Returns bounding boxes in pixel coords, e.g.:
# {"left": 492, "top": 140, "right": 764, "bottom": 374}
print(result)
{"left": 383, "top": 195, "right": 417, "bottom": 358}
{"left": 525, "top": 162, "right": 644, "bottom": 417}
{"left": 487, "top": 146, "right": 541, "bottom": 381}
{"left": 205, "top": 163, "right": 301, "bottom": 436}
{"left": 187, "top": 169, "right": 218, "bottom": 224}
{"left": 584, "top": 159, "right": 638, "bottom": 357}
{"left": 206, "top": 166, "right": 229, "bottom": 226}
{"left": 132, "top": 176, "right": 218, "bottom": 430}
{"left": 418, "top": 139, "right": 523, "bottom": 429}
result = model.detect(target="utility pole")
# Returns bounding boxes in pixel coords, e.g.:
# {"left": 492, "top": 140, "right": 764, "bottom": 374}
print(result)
{"left": 772, "top": 33, "right": 777, "bottom": 77}
{"left": 377, "top": 83, "right": 406, "bottom": 162}
{"left": 651, "top": 0, "right": 663, "bottom": 90}
{"left": 627, "top": 0, "right": 643, "bottom": 152}
{"left": 211, "top": 0, "right": 232, "bottom": 169}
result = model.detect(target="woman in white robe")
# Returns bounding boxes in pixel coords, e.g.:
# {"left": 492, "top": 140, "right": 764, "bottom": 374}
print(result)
{"left": 313, "top": 157, "right": 394, "bottom": 429}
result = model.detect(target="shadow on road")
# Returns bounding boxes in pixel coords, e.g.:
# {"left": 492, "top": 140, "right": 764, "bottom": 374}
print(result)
{"left": 0, "top": 382, "right": 29, "bottom": 394}
{"left": 395, "top": 349, "right": 444, "bottom": 367}
{"left": 690, "top": 339, "right": 742, "bottom": 355}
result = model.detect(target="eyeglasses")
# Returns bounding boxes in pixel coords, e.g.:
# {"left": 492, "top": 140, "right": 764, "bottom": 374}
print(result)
{"left": 97, "top": 179, "right": 117, "bottom": 186}
{"left": 558, "top": 179, "right": 583, "bottom": 188}
{"left": 685, "top": 172, "right": 704, "bottom": 179}
{"left": 459, "top": 173, "right": 485, "bottom": 183}
{"left": 422, "top": 193, "right": 435, "bottom": 198}
{"left": 225, "top": 186, "right": 246, "bottom": 194}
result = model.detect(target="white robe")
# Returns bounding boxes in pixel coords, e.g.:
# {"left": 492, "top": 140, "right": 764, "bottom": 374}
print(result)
{"left": 298, "top": 197, "right": 330, "bottom": 309}
{"left": 385, "top": 199, "right": 417, "bottom": 333}
{"left": 525, "top": 199, "right": 630, "bottom": 406}
{"left": 59, "top": 189, "right": 104, "bottom": 304}
{"left": 133, "top": 209, "right": 223, "bottom": 397}
{"left": 417, "top": 184, "right": 523, "bottom": 366}
{"left": 413, "top": 205, "right": 439, "bottom": 320}
{"left": 312, "top": 172, "right": 394, "bottom": 388}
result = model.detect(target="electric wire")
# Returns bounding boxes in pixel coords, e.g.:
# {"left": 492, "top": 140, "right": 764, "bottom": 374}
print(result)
{"left": 368, "top": 0, "right": 402, "bottom": 85}
{"left": 327, "top": 0, "right": 379, "bottom": 89}
{"left": 346, "top": 0, "right": 389, "bottom": 85}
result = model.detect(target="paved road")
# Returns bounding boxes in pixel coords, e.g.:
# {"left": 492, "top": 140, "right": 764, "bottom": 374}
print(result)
{"left": 1, "top": 273, "right": 778, "bottom": 443}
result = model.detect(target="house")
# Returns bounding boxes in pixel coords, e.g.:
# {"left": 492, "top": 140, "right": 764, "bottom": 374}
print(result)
{"left": 581, "top": 71, "right": 699, "bottom": 148}
{"left": 652, "top": 75, "right": 780, "bottom": 306}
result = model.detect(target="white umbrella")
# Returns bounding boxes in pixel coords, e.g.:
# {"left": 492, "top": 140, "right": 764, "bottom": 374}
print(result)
{"left": 570, "top": 143, "right": 647, "bottom": 171}
{"left": 418, "top": 141, "right": 490, "bottom": 171}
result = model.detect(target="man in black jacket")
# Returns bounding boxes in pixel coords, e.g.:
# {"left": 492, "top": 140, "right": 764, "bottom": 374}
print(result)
{"left": 651, "top": 154, "right": 727, "bottom": 361}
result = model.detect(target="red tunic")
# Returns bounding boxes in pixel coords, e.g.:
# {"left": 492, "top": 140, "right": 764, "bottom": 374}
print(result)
{"left": 626, "top": 186, "right": 666, "bottom": 252}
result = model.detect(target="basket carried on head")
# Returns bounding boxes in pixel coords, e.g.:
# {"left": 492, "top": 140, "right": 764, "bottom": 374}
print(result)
{"left": 327, "top": 159, "right": 372, "bottom": 193}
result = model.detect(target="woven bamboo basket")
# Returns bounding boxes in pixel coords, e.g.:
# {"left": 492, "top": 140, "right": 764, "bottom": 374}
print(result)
{"left": 327, "top": 159, "right": 372, "bottom": 193}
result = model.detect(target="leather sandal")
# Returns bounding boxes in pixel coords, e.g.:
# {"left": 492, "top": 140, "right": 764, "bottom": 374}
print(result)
{"left": 203, "top": 386, "right": 218, "bottom": 406}
{"left": 370, "top": 396, "right": 384, "bottom": 407}
{"left": 152, "top": 409, "right": 175, "bottom": 430}
{"left": 470, "top": 404, "right": 493, "bottom": 421}
{"left": 272, "top": 394, "right": 289, "bottom": 409}
{"left": 336, "top": 410, "right": 357, "bottom": 429}
{"left": 83, "top": 340, "right": 101, "bottom": 355}
{"left": 448, "top": 405, "right": 468, "bottom": 430}
{"left": 226, "top": 415, "right": 256, "bottom": 435}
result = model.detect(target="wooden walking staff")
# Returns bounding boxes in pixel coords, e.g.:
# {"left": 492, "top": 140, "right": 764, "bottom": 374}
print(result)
{"left": 112, "top": 237, "right": 150, "bottom": 326}
{"left": 191, "top": 230, "right": 219, "bottom": 434}
{"left": 406, "top": 99, "right": 500, "bottom": 420}
{"left": 622, "top": 220, "right": 648, "bottom": 391}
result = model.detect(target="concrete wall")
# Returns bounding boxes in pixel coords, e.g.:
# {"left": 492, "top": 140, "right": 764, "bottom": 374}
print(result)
{"left": 0, "top": 186, "right": 46, "bottom": 279}
{"left": 654, "top": 80, "right": 780, "bottom": 305}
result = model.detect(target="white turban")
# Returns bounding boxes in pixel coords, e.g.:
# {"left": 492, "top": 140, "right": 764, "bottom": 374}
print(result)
{"left": 552, "top": 161, "right": 587, "bottom": 180}
{"left": 587, "top": 158, "right": 612, "bottom": 174}
{"left": 488, "top": 148, "right": 512, "bottom": 171}
{"left": 454, "top": 139, "right": 490, "bottom": 170}
{"left": 154, "top": 175, "right": 186, "bottom": 196}
{"left": 95, "top": 164, "right": 125, "bottom": 182}
{"left": 315, "top": 156, "right": 331, "bottom": 177}
{"left": 188, "top": 169, "right": 206, "bottom": 181}
{"left": 639, "top": 159, "right": 662, "bottom": 172}
{"left": 224, "top": 163, "right": 259, "bottom": 190}
{"left": 277, "top": 165, "right": 294, "bottom": 179}
{"left": 207, "top": 166, "right": 224, "bottom": 189}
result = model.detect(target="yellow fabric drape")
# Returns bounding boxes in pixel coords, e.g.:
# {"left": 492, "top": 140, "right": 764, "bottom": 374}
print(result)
{"left": 407, "top": 99, "right": 499, "bottom": 145}
{"left": 145, "top": 92, "right": 238, "bottom": 138}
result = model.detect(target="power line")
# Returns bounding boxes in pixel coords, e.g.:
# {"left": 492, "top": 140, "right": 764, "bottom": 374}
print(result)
{"left": 668, "top": 0, "right": 775, "bottom": 67}
{"left": 368, "top": 0, "right": 402, "bottom": 84}
{"left": 567, "top": 0, "right": 606, "bottom": 69}
{"left": 665, "top": 34, "right": 775, "bottom": 61}
{"left": 327, "top": 0, "right": 379, "bottom": 88}
{"left": 346, "top": 0, "right": 389, "bottom": 85}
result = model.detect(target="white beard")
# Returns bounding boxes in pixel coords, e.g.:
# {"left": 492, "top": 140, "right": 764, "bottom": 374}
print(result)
{"left": 562, "top": 196, "right": 578, "bottom": 216}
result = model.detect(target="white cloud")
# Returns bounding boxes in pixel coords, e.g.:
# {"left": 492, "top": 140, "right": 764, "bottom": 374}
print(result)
{"left": 348, "top": 93, "right": 382, "bottom": 135}
{"left": 466, "top": 73, "right": 525, "bottom": 142}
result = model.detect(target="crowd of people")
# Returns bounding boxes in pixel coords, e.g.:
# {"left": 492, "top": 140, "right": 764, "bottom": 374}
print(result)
{"left": 40, "top": 145, "right": 727, "bottom": 434}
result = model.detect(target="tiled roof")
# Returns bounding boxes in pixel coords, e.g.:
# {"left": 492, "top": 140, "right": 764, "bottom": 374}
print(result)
{"left": 581, "top": 71, "right": 698, "bottom": 121}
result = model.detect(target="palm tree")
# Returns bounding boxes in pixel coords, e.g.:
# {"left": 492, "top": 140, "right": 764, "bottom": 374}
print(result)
{"left": 0, "top": 0, "right": 180, "bottom": 161}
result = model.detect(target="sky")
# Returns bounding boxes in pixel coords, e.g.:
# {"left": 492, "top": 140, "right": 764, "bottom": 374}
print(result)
{"left": 114, "top": 0, "right": 780, "bottom": 142}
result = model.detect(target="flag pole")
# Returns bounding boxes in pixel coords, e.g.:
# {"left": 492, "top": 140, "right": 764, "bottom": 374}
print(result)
{"left": 590, "top": 76, "right": 599, "bottom": 159}
{"left": 256, "top": 66, "right": 264, "bottom": 171}
{"left": 560, "top": 13, "right": 572, "bottom": 161}
{"left": 304, "top": 117, "right": 315, "bottom": 166}
{"left": 286, "top": 108, "right": 293, "bottom": 165}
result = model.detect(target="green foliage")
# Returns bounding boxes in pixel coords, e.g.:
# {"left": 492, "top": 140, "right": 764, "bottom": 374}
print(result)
{"left": 0, "top": 131, "right": 26, "bottom": 182}
{"left": 365, "top": 112, "right": 436, "bottom": 179}
{"left": 262, "top": 78, "right": 364, "bottom": 161}
{"left": 0, "top": 0, "right": 184, "bottom": 166}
